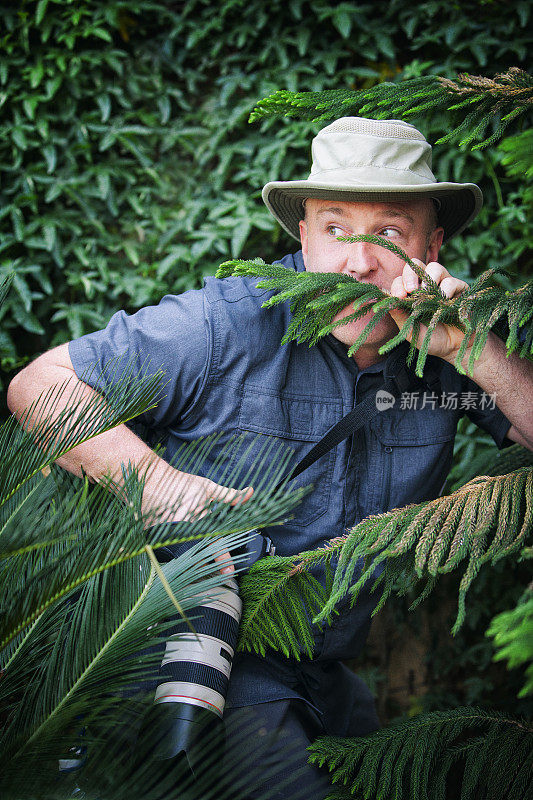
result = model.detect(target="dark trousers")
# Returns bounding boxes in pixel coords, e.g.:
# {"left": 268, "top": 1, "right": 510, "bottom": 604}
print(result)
{"left": 221, "top": 700, "right": 332, "bottom": 800}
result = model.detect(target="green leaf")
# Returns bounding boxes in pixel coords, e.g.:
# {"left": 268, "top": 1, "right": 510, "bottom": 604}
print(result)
{"left": 97, "top": 94, "right": 111, "bottom": 122}
{"left": 123, "top": 241, "right": 140, "bottom": 266}
{"left": 10, "top": 208, "right": 24, "bottom": 241}
{"left": 42, "top": 224, "right": 56, "bottom": 252}
{"left": 35, "top": 0, "right": 49, "bottom": 26}
{"left": 29, "top": 60, "right": 44, "bottom": 89}
{"left": 42, "top": 145, "right": 56, "bottom": 173}
{"left": 332, "top": 8, "right": 352, "bottom": 39}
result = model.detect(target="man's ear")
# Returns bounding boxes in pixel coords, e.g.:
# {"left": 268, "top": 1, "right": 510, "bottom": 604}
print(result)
{"left": 426, "top": 227, "right": 444, "bottom": 263}
{"left": 299, "top": 218, "right": 308, "bottom": 266}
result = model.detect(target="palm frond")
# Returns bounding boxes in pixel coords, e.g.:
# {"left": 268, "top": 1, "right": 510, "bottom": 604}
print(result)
{"left": 0, "top": 356, "right": 167, "bottom": 510}
{"left": 249, "top": 68, "right": 533, "bottom": 151}
{"left": 217, "top": 249, "right": 532, "bottom": 377}
{"left": 0, "top": 431, "right": 308, "bottom": 651}
{"left": 0, "top": 536, "right": 313, "bottom": 800}
{"left": 308, "top": 707, "right": 533, "bottom": 800}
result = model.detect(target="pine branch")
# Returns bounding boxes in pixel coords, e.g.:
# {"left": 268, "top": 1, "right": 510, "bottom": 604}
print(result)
{"left": 249, "top": 68, "right": 533, "bottom": 150}
{"left": 217, "top": 248, "right": 533, "bottom": 377}
{"left": 318, "top": 466, "right": 532, "bottom": 635}
{"left": 307, "top": 707, "right": 533, "bottom": 800}
{"left": 239, "top": 462, "right": 533, "bottom": 656}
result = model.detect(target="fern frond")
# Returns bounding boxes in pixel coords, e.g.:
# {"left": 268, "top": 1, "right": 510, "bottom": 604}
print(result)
{"left": 308, "top": 707, "right": 533, "bottom": 800}
{"left": 250, "top": 68, "right": 533, "bottom": 150}
{"left": 218, "top": 247, "right": 532, "bottom": 377}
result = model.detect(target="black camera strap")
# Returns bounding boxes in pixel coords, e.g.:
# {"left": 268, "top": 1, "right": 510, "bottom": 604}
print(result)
{"left": 274, "top": 343, "right": 441, "bottom": 491}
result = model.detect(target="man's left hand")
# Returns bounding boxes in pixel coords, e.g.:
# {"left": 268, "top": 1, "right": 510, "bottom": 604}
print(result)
{"left": 388, "top": 258, "right": 469, "bottom": 364}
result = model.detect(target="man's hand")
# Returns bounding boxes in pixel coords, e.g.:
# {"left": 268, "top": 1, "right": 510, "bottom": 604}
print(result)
{"left": 147, "top": 472, "right": 253, "bottom": 575}
{"left": 388, "top": 258, "right": 469, "bottom": 363}
{"left": 386, "top": 259, "right": 533, "bottom": 450}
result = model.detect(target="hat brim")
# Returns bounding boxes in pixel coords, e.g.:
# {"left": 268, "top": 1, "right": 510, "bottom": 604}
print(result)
{"left": 262, "top": 180, "right": 483, "bottom": 243}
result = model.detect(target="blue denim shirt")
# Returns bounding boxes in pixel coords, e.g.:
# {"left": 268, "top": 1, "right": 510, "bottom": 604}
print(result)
{"left": 69, "top": 251, "right": 510, "bottom": 733}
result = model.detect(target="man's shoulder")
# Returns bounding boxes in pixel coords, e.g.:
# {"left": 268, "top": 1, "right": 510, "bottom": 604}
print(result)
{"left": 202, "top": 250, "right": 301, "bottom": 307}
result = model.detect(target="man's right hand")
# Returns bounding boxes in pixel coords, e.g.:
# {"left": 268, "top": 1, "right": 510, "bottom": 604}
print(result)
{"left": 147, "top": 472, "right": 254, "bottom": 575}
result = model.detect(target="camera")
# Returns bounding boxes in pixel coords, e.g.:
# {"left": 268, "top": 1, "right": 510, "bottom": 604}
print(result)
{"left": 134, "top": 530, "right": 276, "bottom": 777}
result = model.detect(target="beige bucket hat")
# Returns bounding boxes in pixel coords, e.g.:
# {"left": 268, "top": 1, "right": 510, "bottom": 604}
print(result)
{"left": 262, "top": 117, "right": 483, "bottom": 242}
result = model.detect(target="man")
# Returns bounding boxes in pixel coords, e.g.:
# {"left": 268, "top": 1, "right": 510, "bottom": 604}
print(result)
{"left": 8, "top": 117, "right": 533, "bottom": 798}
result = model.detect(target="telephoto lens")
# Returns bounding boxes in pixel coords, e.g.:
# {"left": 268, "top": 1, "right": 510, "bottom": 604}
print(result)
{"left": 133, "top": 528, "right": 275, "bottom": 787}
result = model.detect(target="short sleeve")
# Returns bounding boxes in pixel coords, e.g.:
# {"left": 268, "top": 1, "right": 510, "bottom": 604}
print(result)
{"left": 461, "top": 374, "right": 512, "bottom": 449}
{"left": 68, "top": 288, "right": 210, "bottom": 428}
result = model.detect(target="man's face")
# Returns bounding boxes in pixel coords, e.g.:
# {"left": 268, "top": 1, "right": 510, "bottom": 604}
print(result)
{"left": 299, "top": 198, "right": 444, "bottom": 361}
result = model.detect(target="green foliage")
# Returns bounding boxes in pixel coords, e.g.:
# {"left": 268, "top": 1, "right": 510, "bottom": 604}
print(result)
{"left": 487, "top": 556, "right": 533, "bottom": 699}
{"left": 238, "top": 543, "right": 337, "bottom": 658}
{"left": 239, "top": 449, "right": 533, "bottom": 658}
{"left": 307, "top": 707, "right": 533, "bottom": 800}
{"left": 218, "top": 243, "right": 533, "bottom": 376}
{"left": 0, "top": 304, "right": 308, "bottom": 795}
{"left": 250, "top": 68, "right": 533, "bottom": 150}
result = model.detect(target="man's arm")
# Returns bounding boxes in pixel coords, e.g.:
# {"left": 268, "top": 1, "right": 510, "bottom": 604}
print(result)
{"left": 389, "top": 260, "right": 533, "bottom": 451}
{"left": 7, "top": 343, "right": 252, "bottom": 572}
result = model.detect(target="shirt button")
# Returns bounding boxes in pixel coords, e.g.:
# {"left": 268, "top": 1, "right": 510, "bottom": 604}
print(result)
{"left": 384, "top": 446, "right": 393, "bottom": 454}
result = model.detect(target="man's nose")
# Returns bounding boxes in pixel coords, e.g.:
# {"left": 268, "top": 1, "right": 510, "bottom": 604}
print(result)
{"left": 341, "top": 241, "right": 378, "bottom": 279}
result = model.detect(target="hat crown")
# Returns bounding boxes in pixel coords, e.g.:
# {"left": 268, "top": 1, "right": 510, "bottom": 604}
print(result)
{"left": 261, "top": 115, "right": 483, "bottom": 243}
{"left": 310, "top": 116, "right": 436, "bottom": 185}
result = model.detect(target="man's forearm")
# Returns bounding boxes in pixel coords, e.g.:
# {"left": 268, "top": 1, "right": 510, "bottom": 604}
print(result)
{"left": 452, "top": 332, "right": 533, "bottom": 450}
{"left": 7, "top": 345, "right": 205, "bottom": 522}
{"left": 8, "top": 344, "right": 251, "bottom": 532}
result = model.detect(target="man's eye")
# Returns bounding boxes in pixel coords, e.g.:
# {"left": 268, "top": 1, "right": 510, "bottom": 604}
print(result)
{"left": 327, "top": 225, "right": 344, "bottom": 237}
{"left": 380, "top": 227, "right": 400, "bottom": 238}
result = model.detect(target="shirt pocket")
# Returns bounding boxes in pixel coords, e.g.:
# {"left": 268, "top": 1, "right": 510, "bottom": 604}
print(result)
{"left": 228, "top": 387, "right": 342, "bottom": 529}
{"left": 371, "top": 406, "right": 458, "bottom": 512}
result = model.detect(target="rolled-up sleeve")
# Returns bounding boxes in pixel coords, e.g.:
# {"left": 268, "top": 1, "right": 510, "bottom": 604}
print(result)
{"left": 68, "top": 288, "right": 210, "bottom": 428}
{"left": 462, "top": 375, "right": 512, "bottom": 449}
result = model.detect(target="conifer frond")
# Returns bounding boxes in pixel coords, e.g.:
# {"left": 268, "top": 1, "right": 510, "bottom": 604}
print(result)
{"left": 218, "top": 251, "right": 532, "bottom": 377}
{"left": 307, "top": 707, "right": 533, "bottom": 800}
{"left": 240, "top": 462, "right": 533, "bottom": 656}
{"left": 237, "top": 543, "right": 339, "bottom": 658}
{"left": 249, "top": 67, "right": 533, "bottom": 150}
{"left": 318, "top": 466, "right": 532, "bottom": 635}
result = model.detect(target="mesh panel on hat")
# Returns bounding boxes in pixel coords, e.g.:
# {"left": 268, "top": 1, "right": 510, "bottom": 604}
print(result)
{"left": 322, "top": 118, "right": 426, "bottom": 141}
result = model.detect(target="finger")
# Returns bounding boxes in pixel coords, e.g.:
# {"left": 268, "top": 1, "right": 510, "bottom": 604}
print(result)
{"left": 389, "top": 275, "right": 407, "bottom": 299}
{"left": 211, "top": 485, "right": 254, "bottom": 505}
{"left": 440, "top": 276, "right": 468, "bottom": 299}
{"left": 402, "top": 259, "right": 423, "bottom": 293}
{"left": 388, "top": 307, "right": 410, "bottom": 332}
{"left": 424, "top": 261, "right": 448, "bottom": 285}
{"left": 214, "top": 550, "right": 234, "bottom": 575}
